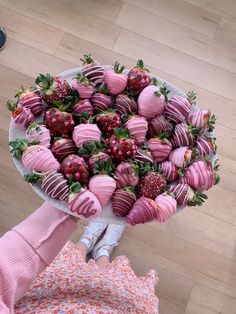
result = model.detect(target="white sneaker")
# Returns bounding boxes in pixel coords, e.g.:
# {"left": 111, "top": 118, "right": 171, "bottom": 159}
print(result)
{"left": 92, "top": 223, "right": 126, "bottom": 260}
{"left": 78, "top": 221, "right": 108, "bottom": 253}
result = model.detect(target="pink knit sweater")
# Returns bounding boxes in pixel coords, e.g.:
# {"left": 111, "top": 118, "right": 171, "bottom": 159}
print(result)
{"left": 0, "top": 202, "right": 77, "bottom": 314}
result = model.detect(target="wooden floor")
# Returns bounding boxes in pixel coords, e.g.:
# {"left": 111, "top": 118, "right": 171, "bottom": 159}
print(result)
{"left": 0, "top": 0, "right": 236, "bottom": 313}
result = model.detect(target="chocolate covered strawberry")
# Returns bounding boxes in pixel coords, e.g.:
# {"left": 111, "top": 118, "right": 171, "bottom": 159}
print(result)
{"left": 112, "top": 187, "right": 137, "bottom": 217}
{"left": 6, "top": 100, "right": 34, "bottom": 129}
{"left": 159, "top": 161, "right": 178, "bottom": 181}
{"left": 127, "top": 60, "right": 151, "bottom": 92}
{"left": 195, "top": 136, "right": 216, "bottom": 157}
{"left": 35, "top": 73, "right": 72, "bottom": 105}
{"left": 168, "top": 183, "right": 207, "bottom": 206}
{"left": 125, "top": 115, "right": 148, "bottom": 145}
{"left": 137, "top": 170, "right": 167, "bottom": 199}
{"left": 72, "top": 73, "right": 94, "bottom": 99}
{"left": 9, "top": 138, "right": 59, "bottom": 172}
{"left": 80, "top": 54, "right": 104, "bottom": 85}
{"left": 51, "top": 138, "right": 77, "bottom": 162}
{"left": 105, "top": 128, "right": 137, "bottom": 162}
{"left": 114, "top": 161, "right": 139, "bottom": 188}
{"left": 134, "top": 147, "right": 153, "bottom": 164}
{"left": 168, "top": 146, "right": 199, "bottom": 168}
{"left": 127, "top": 197, "right": 158, "bottom": 226}
{"left": 114, "top": 93, "right": 138, "bottom": 115}
{"left": 155, "top": 194, "right": 177, "bottom": 223}
{"left": 147, "top": 115, "right": 173, "bottom": 138}
{"left": 61, "top": 154, "right": 89, "bottom": 184}
{"left": 148, "top": 135, "right": 173, "bottom": 163}
{"left": 171, "top": 122, "right": 200, "bottom": 148}
{"left": 73, "top": 123, "right": 101, "bottom": 148}
{"left": 187, "top": 107, "right": 216, "bottom": 134}
{"left": 73, "top": 99, "right": 94, "bottom": 116}
{"left": 15, "top": 87, "right": 43, "bottom": 116}
{"left": 164, "top": 95, "right": 192, "bottom": 124}
{"left": 26, "top": 122, "right": 51, "bottom": 148}
{"left": 96, "top": 111, "right": 121, "bottom": 137}
{"left": 91, "top": 84, "right": 112, "bottom": 113}
{"left": 89, "top": 159, "right": 116, "bottom": 206}
{"left": 44, "top": 103, "right": 75, "bottom": 138}
{"left": 24, "top": 171, "right": 70, "bottom": 202}
{"left": 104, "top": 61, "right": 127, "bottom": 95}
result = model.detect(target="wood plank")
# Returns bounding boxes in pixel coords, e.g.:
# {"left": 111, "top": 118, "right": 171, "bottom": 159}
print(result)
{"left": 123, "top": 0, "right": 220, "bottom": 37}
{"left": 116, "top": 3, "right": 236, "bottom": 73}
{"left": 158, "top": 297, "right": 185, "bottom": 314}
{"left": 214, "top": 17, "right": 236, "bottom": 47}
{"left": 0, "top": 6, "right": 64, "bottom": 54}
{"left": 113, "top": 29, "right": 236, "bottom": 100}
{"left": 186, "top": 300, "right": 219, "bottom": 314}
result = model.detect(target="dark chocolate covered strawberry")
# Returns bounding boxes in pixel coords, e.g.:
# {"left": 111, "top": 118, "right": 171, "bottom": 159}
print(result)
{"left": 127, "top": 59, "right": 151, "bottom": 92}
{"left": 61, "top": 154, "right": 89, "bottom": 185}
{"left": 96, "top": 111, "right": 121, "bottom": 137}
{"left": 112, "top": 187, "right": 137, "bottom": 217}
{"left": 51, "top": 138, "right": 77, "bottom": 162}
{"left": 137, "top": 170, "right": 167, "bottom": 199}
{"left": 15, "top": 87, "right": 43, "bottom": 116}
{"left": 80, "top": 54, "right": 104, "bottom": 85}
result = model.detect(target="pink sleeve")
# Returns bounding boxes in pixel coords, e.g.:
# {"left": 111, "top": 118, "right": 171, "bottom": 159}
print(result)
{"left": 0, "top": 202, "right": 77, "bottom": 313}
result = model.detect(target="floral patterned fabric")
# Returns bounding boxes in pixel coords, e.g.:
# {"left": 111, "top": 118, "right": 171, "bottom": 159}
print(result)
{"left": 15, "top": 241, "right": 159, "bottom": 313}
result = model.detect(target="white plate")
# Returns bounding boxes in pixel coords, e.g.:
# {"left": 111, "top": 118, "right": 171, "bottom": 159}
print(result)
{"left": 9, "top": 66, "right": 190, "bottom": 224}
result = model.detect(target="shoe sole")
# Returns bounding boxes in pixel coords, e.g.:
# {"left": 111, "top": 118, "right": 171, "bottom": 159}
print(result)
{"left": 0, "top": 28, "right": 7, "bottom": 51}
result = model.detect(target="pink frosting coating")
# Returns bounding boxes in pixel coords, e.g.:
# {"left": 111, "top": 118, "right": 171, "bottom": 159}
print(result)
{"left": 114, "top": 162, "right": 139, "bottom": 188}
{"left": 26, "top": 124, "right": 51, "bottom": 148}
{"left": 89, "top": 174, "right": 116, "bottom": 206}
{"left": 155, "top": 194, "right": 177, "bottom": 223}
{"left": 127, "top": 197, "right": 158, "bottom": 226}
{"left": 164, "top": 95, "right": 191, "bottom": 123}
{"left": 148, "top": 138, "right": 172, "bottom": 162}
{"left": 168, "top": 146, "right": 191, "bottom": 168}
{"left": 12, "top": 106, "right": 34, "bottom": 129}
{"left": 159, "top": 161, "right": 178, "bottom": 181}
{"left": 81, "top": 62, "right": 104, "bottom": 85}
{"left": 195, "top": 138, "right": 214, "bottom": 157}
{"left": 22, "top": 145, "right": 60, "bottom": 172}
{"left": 171, "top": 122, "right": 195, "bottom": 148}
{"left": 73, "top": 99, "right": 94, "bottom": 116}
{"left": 69, "top": 188, "right": 102, "bottom": 219}
{"left": 168, "top": 183, "right": 191, "bottom": 206}
{"left": 138, "top": 85, "right": 165, "bottom": 119}
{"left": 126, "top": 116, "right": 148, "bottom": 145}
{"left": 72, "top": 123, "right": 101, "bottom": 148}
{"left": 19, "top": 92, "right": 43, "bottom": 116}
{"left": 91, "top": 93, "right": 112, "bottom": 112}
{"left": 104, "top": 71, "right": 127, "bottom": 95}
{"left": 72, "top": 79, "right": 94, "bottom": 99}
{"left": 188, "top": 108, "right": 210, "bottom": 134}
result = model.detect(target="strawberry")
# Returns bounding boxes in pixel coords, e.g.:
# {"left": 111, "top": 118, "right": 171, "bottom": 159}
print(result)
{"left": 164, "top": 94, "right": 192, "bottom": 124}
{"left": 195, "top": 136, "right": 216, "bottom": 157}
{"left": 26, "top": 122, "right": 51, "bottom": 148}
{"left": 187, "top": 107, "right": 216, "bottom": 134}
{"left": 148, "top": 135, "right": 173, "bottom": 162}
{"left": 80, "top": 54, "right": 104, "bottom": 85}
{"left": 134, "top": 147, "right": 153, "bottom": 164}
{"left": 114, "top": 93, "right": 138, "bottom": 115}
{"left": 159, "top": 161, "right": 179, "bottom": 181}
{"left": 35, "top": 73, "right": 72, "bottom": 105}
{"left": 125, "top": 115, "right": 148, "bottom": 145}
{"left": 73, "top": 123, "right": 101, "bottom": 148}
{"left": 69, "top": 182, "right": 102, "bottom": 218}
{"left": 96, "top": 111, "right": 121, "bottom": 137}
{"left": 89, "top": 159, "right": 116, "bottom": 206}
{"left": 171, "top": 122, "right": 200, "bottom": 148}
{"left": 137, "top": 170, "right": 167, "bottom": 199}
{"left": 44, "top": 102, "right": 75, "bottom": 138}
{"left": 24, "top": 171, "right": 70, "bottom": 202}
{"left": 168, "top": 183, "right": 208, "bottom": 206}
{"left": 155, "top": 194, "right": 177, "bottom": 223}
{"left": 91, "top": 84, "right": 112, "bottom": 113}
{"left": 137, "top": 80, "right": 169, "bottom": 119}
{"left": 105, "top": 128, "right": 137, "bottom": 162}
{"left": 9, "top": 138, "right": 59, "bottom": 172}
{"left": 73, "top": 99, "right": 94, "bottom": 116}
{"left": 15, "top": 87, "right": 43, "bottom": 116}
{"left": 168, "top": 146, "right": 199, "bottom": 168}
{"left": 60, "top": 154, "right": 89, "bottom": 185}
{"left": 112, "top": 187, "right": 137, "bottom": 217}
{"left": 126, "top": 197, "right": 158, "bottom": 226}
{"left": 147, "top": 115, "right": 173, "bottom": 138}
{"left": 51, "top": 138, "right": 77, "bottom": 162}
{"left": 104, "top": 61, "right": 127, "bottom": 95}
{"left": 114, "top": 161, "right": 139, "bottom": 188}
{"left": 72, "top": 73, "right": 94, "bottom": 99}
{"left": 6, "top": 100, "right": 34, "bottom": 129}
{"left": 127, "top": 59, "right": 151, "bottom": 92}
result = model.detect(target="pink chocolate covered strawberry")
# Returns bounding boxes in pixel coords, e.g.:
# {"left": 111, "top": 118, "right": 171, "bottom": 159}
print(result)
{"left": 127, "top": 60, "right": 151, "bottom": 92}
{"left": 134, "top": 147, "right": 153, "bottom": 164}
{"left": 73, "top": 123, "right": 101, "bottom": 148}
{"left": 80, "top": 54, "right": 104, "bottom": 85}
{"left": 51, "top": 138, "right": 77, "bottom": 162}
{"left": 26, "top": 122, "right": 51, "bottom": 148}
{"left": 96, "top": 111, "right": 121, "bottom": 137}
{"left": 73, "top": 99, "right": 94, "bottom": 116}
{"left": 104, "top": 61, "right": 127, "bottom": 95}
{"left": 125, "top": 115, "right": 148, "bottom": 145}
{"left": 15, "top": 87, "right": 43, "bottom": 116}
{"left": 148, "top": 135, "right": 173, "bottom": 163}
{"left": 112, "top": 187, "right": 137, "bottom": 217}
{"left": 114, "top": 161, "right": 139, "bottom": 188}
{"left": 91, "top": 85, "right": 112, "bottom": 113}
{"left": 6, "top": 100, "right": 34, "bottom": 129}
{"left": 89, "top": 159, "right": 116, "bottom": 206}
{"left": 159, "top": 161, "right": 179, "bottom": 181}
{"left": 61, "top": 154, "right": 89, "bottom": 184}
{"left": 72, "top": 73, "right": 94, "bottom": 99}
{"left": 127, "top": 197, "right": 158, "bottom": 226}
{"left": 147, "top": 115, "right": 173, "bottom": 138}
{"left": 35, "top": 73, "right": 72, "bottom": 105}
{"left": 195, "top": 136, "right": 216, "bottom": 157}
{"left": 187, "top": 107, "right": 216, "bottom": 134}
{"left": 155, "top": 194, "right": 177, "bottom": 223}
{"left": 168, "top": 146, "right": 199, "bottom": 168}
{"left": 171, "top": 122, "right": 200, "bottom": 148}
{"left": 9, "top": 138, "right": 59, "bottom": 172}
{"left": 164, "top": 95, "right": 192, "bottom": 124}
{"left": 168, "top": 183, "right": 207, "bottom": 206}
{"left": 114, "top": 93, "right": 138, "bottom": 115}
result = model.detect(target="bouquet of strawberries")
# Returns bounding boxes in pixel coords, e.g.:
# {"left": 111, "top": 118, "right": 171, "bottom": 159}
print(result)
{"left": 7, "top": 55, "right": 219, "bottom": 226}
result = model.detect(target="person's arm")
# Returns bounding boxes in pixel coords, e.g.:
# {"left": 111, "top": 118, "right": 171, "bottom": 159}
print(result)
{"left": 0, "top": 202, "right": 77, "bottom": 313}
